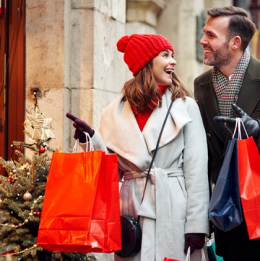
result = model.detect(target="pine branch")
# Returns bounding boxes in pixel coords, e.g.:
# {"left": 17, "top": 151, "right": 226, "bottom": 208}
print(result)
{"left": 13, "top": 141, "right": 37, "bottom": 152}
{"left": 10, "top": 177, "right": 21, "bottom": 193}
{"left": 4, "top": 199, "right": 22, "bottom": 214}
{"left": 15, "top": 150, "right": 32, "bottom": 165}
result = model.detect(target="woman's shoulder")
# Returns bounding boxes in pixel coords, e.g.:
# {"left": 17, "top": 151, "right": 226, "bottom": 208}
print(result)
{"left": 102, "top": 94, "right": 125, "bottom": 116}
{"left": 175, "top": 96, "right": 199, "bottom": 110}
{"left": 172, "top": 96, "right": 201, "bottom": 121}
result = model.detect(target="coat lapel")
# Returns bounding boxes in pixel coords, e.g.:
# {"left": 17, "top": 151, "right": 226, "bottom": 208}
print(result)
{"left": 99, "top": 95, "right": 151, "bottom": 171}
{"left": 143, "top": 89, "right": 192, "bottom": 154}
{"left": 235, "top": 56, "right": 260, "bottom": 116}
{"left": 198, "top": 71, "right": 228, "bottom": 143}
{"left": 100, "top": 91, "right": 193, "bottom": 169}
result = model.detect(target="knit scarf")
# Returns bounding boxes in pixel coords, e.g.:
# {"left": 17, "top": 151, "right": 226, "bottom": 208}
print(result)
{"left": 212, "top": 49, "right": 250, "bottom": 117}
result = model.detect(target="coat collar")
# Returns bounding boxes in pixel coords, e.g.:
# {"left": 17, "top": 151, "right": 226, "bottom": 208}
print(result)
{"left": 143, "top": 89, "right": 192, "bottom": 153}
{"left": 198, "top": 71, "right": 228, "bottom": 143}
{"left": 235, "top": 55, "right": 260, "bottom": 116}
{"left": 99, "top": 91, "right": 192, "bottom": 170}
{"left": 198, "top": 55, "right": 260, "bottom": 144}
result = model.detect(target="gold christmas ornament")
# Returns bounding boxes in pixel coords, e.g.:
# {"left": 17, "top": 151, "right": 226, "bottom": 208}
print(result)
{"left": 24, "top": 106, "right": 55, "bottom": 142}
{"left": 23, "top": 192, "right": 32, "bottom": 201}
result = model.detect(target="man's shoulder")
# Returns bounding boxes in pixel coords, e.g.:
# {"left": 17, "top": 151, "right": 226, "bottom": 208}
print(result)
{"left": 194, "top": 68, "right": 213, "bottom": 85}
{"left": 248, "top": 55, "right": 260, "bottom": 79}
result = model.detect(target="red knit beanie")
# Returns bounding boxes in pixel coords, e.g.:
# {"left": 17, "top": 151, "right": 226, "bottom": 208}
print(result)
{"left": 117, "top": 34, "right": 174, "bottom": 77}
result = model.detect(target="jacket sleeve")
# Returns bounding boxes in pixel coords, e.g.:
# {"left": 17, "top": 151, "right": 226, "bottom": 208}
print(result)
{"left": 183, "top": 98, "right": 210, "bottom": 235}
{"left": 80, "top": 131, "right": 108, "bottom": 153}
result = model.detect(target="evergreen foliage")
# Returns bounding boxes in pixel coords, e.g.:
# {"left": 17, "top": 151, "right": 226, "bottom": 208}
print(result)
{"left": 0, "top": 94, "right": 89, "bottom": 261}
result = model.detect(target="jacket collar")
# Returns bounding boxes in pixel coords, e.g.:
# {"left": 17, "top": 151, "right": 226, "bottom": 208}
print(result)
{"left": 235, "top": 55, "right": 260, "bottom": 116}
{"left": 198, "top": 71, "right": 228, "bottom": 143}
{"left": 198, "top": 55, "right": 260, "bottom": 144}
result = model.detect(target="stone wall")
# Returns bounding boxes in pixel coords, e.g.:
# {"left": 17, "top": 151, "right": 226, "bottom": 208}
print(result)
{"left": 64, "top": 0, "right": 127, "bottom": 151}
{"left": 26, "top": 0, "right": 65, "bottom": 152}
{"left": 26, "top": 0, "right": 127, "bottom": 153}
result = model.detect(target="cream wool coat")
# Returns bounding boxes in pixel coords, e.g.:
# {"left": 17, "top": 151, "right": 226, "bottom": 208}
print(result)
{"left": 90, "top": 89, "right": 209, "bottom": 261}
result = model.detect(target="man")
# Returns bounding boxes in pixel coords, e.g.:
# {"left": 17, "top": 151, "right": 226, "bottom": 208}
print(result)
{"left": 194, "top": 6, "right": 260, "bottom": 261}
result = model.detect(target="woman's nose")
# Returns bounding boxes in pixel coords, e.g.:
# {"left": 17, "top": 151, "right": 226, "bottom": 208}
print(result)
{"left": 170, "top": 57, "right": 177, "bottom": 65}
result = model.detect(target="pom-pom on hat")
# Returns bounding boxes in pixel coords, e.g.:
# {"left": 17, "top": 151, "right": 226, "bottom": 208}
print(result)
{"left": 117, "top": 34, "right": 174, "bottom": 77}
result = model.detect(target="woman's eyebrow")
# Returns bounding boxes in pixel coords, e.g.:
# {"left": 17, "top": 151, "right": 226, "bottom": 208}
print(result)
{"left": 161, "top": 50, "right": 170, "bottom": 54}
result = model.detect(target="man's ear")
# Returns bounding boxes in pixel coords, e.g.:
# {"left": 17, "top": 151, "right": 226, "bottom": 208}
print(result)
{"left": 231, "top": 36, "right": 242, "bottom": 50}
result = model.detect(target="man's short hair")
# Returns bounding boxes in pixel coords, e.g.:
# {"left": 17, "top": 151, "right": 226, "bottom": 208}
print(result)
{"left": 207, "top": 6, "right": 256, "bottom": 51}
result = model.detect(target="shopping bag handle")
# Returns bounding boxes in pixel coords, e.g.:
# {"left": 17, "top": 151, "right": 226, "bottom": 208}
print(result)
{"left": 232, "top": 118, "right": 249, "bottom": 139}
{"left": 185, "top": 247, "right": 206, "bottom": 261}
{"left": 72, "top": 132, "right": 94, "bottom": 153}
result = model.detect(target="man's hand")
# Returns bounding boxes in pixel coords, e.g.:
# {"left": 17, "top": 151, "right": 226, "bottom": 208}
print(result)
{"left": 214, "top": 104, "right": 260, "bottom": 140}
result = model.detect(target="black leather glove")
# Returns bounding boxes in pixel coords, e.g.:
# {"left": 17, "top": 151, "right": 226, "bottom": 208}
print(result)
{"left": 66, "top": 113, "right": 94, "bottom": 143}
{"left": 184, "top": 233, "right": 205, "bottom": 254}
{"left": 214, "top": 104, "right": 260, "bottom": 141}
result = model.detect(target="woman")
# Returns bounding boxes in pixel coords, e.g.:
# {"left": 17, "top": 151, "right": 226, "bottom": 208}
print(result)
{"left": 67, "top": 34, "right": 209, "bottom": 261}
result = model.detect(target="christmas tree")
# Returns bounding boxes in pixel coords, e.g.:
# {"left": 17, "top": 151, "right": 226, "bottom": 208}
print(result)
{"left": 0, "top": 93, "right": 89, "bottom": 261}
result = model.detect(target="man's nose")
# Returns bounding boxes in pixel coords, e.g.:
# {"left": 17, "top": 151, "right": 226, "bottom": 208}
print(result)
{"left": 200, "top": 34, "right": 207, "bottom": 46}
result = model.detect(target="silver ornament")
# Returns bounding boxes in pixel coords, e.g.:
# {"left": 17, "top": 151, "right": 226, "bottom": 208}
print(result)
{"left": 23, "top": 192, "right": 33, "bottom": 201}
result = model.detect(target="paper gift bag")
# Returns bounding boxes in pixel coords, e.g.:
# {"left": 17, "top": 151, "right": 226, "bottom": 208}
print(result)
{"left": 209, "top": 139, "right": 243, "bottom": 232}
{"left": 238, "top": 136, "right": 260, "bottom": 240}
{"left": 37, "top": 149, "right": 121, "bottom": 253}
{"left": 206, "top": 238, "right": 223, "bottom": 261}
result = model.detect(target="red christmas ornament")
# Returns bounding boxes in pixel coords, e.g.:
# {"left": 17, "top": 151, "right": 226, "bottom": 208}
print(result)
{"left": 1, "top": 249, "right": 14, "bottom": 256}
{"left": 36, "top": 212, "right": 41, "bottom": 217}
{"left": 39, "top": 147, "right": 45, "bottom": 153}
{"left": 7, "top": 178, "right": 12, "bottom": 184}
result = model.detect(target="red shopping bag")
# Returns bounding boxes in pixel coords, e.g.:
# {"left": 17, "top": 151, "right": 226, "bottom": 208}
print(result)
{"left": 164, "top": 258, "right": 179, "bottom": 261}
{"left": 238, "top": 136, "right": 260, "bottom": 240}
{"left": 37, "top": 150, "right": 121, "bottom": 252}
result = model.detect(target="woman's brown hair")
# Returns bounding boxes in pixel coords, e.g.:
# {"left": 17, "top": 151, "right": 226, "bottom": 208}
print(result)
{"left": 122, "top": 60, "right": 192, "bottom": 114}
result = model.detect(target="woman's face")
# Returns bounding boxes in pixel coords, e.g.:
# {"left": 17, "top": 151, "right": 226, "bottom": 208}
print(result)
{"left": 152, "top": 49, "right": 177, "bottom": 86}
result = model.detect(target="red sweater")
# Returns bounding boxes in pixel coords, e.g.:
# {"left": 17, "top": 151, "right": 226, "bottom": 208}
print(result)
{"left": 131, "top": 85, "right": 168, "bottom": 131}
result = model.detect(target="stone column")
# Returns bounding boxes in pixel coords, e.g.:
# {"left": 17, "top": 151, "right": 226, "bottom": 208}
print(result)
{"left": 205, "top": 0, "right": 233, "bottom": 11}
{"left": 125, "top": 0, "right": 166, "bottom": 80}
{"left": 156, "top": 0, "right": 205, "bottom": 92}
{"left": 64, "top": 0, "right": 127, "bottom": 152}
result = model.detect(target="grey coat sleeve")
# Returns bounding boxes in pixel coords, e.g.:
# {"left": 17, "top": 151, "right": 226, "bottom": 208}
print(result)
{"left": 183, "top": 98, "right": 209, "bottom": 235}
{"left": 80, "top": 131, "right": 108, "bottom": 153}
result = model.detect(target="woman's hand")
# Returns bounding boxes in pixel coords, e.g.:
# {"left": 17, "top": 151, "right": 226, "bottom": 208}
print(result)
{"left": 66, "top": 113, "right": 94, "bottom": 143}
{"left": 184, "top": 233, "right": 205, "bottom": 254}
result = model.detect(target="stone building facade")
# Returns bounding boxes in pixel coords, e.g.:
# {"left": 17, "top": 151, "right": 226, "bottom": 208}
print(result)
{"left": 26, "top": 0, "right": 232, "bottom": 154}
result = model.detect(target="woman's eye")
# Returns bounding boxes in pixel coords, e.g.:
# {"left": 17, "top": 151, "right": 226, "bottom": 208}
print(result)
{"left": 163, "top": 53, "right": 168, "bottom": 57}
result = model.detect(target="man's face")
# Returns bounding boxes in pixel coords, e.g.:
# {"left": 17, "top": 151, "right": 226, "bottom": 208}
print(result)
{"left": 200, "top": 16, "right": 232, "bottom": 68}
